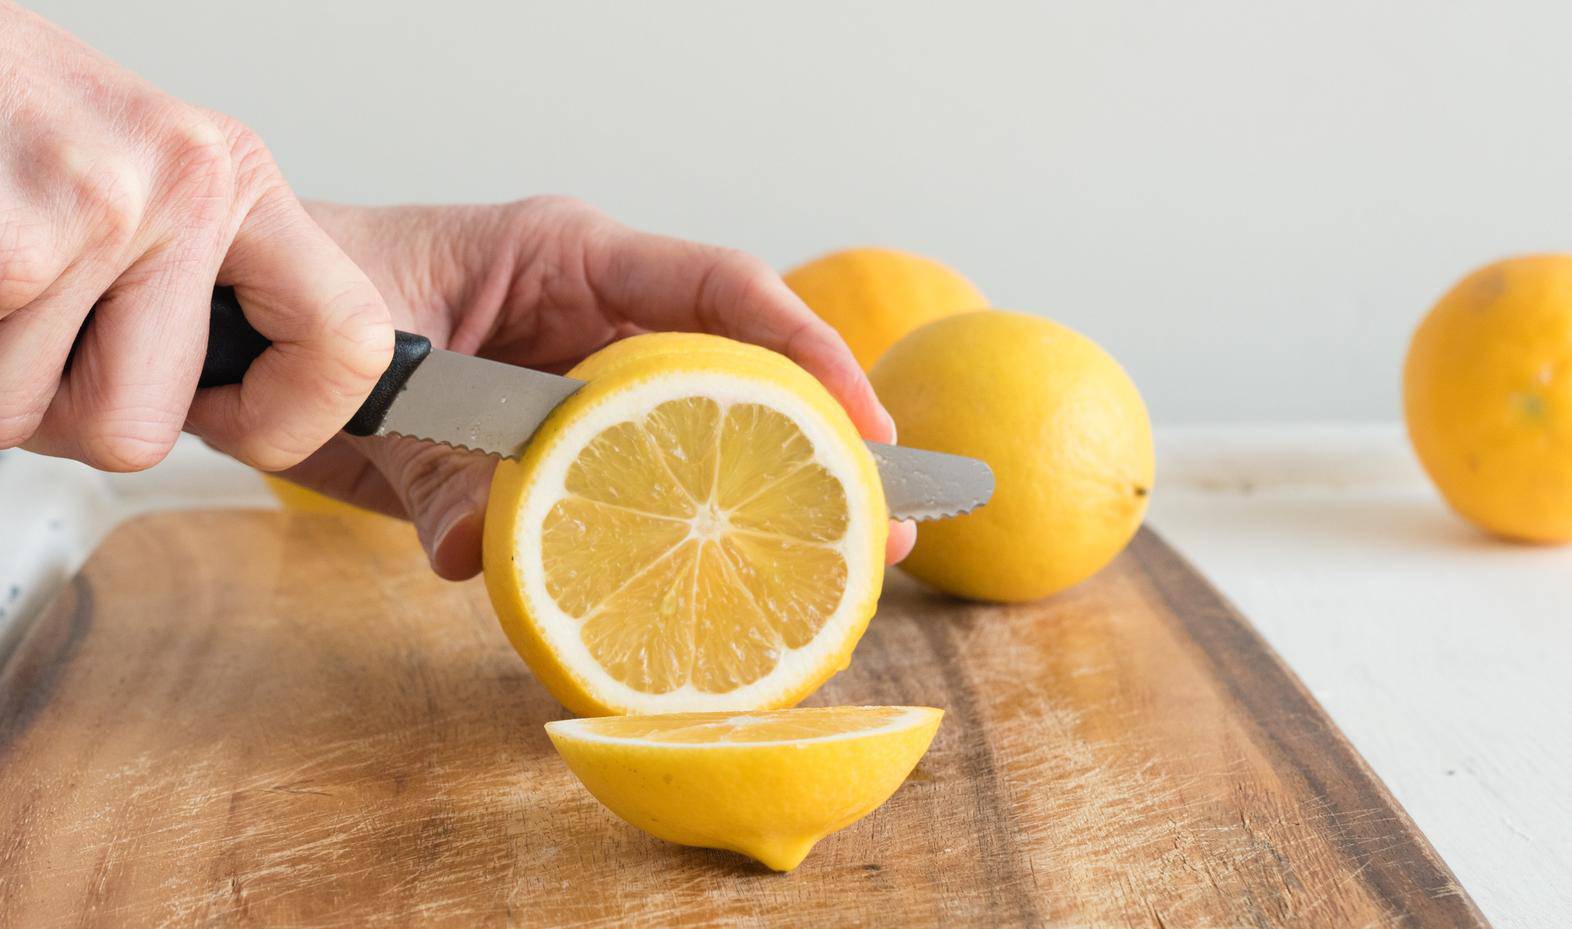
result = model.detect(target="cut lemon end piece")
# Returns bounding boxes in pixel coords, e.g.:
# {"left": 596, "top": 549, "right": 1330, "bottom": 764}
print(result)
{"left": 547, "top": 706, "right": 942, "bottom": 871}
{"left": 484, "top": 339, "right": 886, "bottom": 716}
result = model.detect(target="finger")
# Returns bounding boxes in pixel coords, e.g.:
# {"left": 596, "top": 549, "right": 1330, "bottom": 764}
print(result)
{"left": 0, "top": 208, "right": 67, "bottom": 320}
{"left": 0, "top": 145, "right": 150, "bottom": 448}
{"left": 1, "top": 141, "right": 142, "bottom": 320}
{"left": 0, "top": 259, "right": 109, "bottom": 450}
{"left": 26, "top": 227, "right": 225, "bottom": 470}
{"left": 27, "top": 115, "right": 245, "bottom": 468}
{"left": 886, "top": 519, "right": 917, "bottom": 565}
{"left": 271, "top": 435, "right": 407, "bottom": 518}
{"left": 586, "top": 232, "right": 897, "bottom": 443}
{"left": 780, "top": 316, "right": 896, "bottom": 443}
{"left": 355, "top": 435, "right": 497, "bottom": 580}
{"left": 186, "top": 188, "right": 394, "bottom": 471}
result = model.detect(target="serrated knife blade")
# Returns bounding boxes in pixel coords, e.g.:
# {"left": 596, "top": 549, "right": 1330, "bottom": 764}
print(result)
{"left": 376, "top": 349, "right": 993, "bottom": 522}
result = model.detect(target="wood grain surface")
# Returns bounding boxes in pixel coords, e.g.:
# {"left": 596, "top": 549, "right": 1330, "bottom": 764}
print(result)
{"left": 0, "top": 510, "right": 1487, "bottom": 928}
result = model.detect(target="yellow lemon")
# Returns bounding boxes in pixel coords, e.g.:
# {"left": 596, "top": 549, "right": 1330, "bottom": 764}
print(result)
{"left": 547, "top": 705, "right": 942, "bottom": 871}
{"left": 871, "top": 311, "right": 1153, "bottom": 602}
{"left": 261, "top": 474, "right": 369, "bottom": 517}
{"left": 784, "top": 247, "right": 987, "bottom": 370}
{"left": 1404, "top": 255, "right": 1572, "bottom": 542}
{"left": 483, "top": 335, "right": 888, "bottom": 716}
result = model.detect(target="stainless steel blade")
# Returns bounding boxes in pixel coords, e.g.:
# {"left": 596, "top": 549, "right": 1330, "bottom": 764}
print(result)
{"left": 375, "top": 349, "right": 583, "bottom": 457}
{"left": 376, "top": 350, "right": 994, "bottom": 521}
{"left": 867, "top": 442, "right": 994, "bottom": 521}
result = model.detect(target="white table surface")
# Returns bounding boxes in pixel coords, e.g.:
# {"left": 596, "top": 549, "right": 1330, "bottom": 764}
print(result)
{"left": 2, "top": 425, "right": 1566, "bottom": 929}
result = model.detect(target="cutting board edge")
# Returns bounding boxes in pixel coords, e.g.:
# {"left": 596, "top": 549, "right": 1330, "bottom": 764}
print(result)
{"left": 1129, "top": 527, "right": 1492, "bottom": 928}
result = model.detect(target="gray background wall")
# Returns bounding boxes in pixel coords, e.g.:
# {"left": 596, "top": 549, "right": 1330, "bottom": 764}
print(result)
{"left": 27, "top": 0, "right": 1572, "bottom": 422}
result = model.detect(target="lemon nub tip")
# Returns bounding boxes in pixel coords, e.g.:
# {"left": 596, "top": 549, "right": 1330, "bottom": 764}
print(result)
{"left": 748, "top": 837, "right": 819, "bottom": 873}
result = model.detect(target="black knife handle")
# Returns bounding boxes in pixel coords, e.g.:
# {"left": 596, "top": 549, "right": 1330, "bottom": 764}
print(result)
{"left": 202, "top": 286, "right": 431, "bottom": 436}
{"left": 198, "top": 286, "right": 271, "bottom": 388}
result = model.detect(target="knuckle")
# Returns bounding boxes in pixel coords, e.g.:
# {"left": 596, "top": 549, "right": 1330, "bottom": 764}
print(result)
{"left": 218, "top": 119, "right": 283, "bottom": 195}
{"left": 223, "top": 118, "right": 267, "bottom": 157}
{"left": 0, "top": 213, "right": 57, "bottom": 311}
{"left": 506, "top": 195, "right": 604, "bottom": 245}
{"left": 519, "top": 194, "right": 591, "bottom": 216}
{"left": 721, "top": 248, "right": 773, "bottom": 282}
{"left": 160, "top": 113, "right": 235, "bottom": 210}
{"left": 59, "top": 145, "right": 146, "bottom": 248}
{"left": 708, "top": 248, "right": 777, "bottom": 307}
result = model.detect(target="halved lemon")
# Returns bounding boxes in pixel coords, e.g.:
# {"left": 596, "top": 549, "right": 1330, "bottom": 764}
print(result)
{"left": 483, "top": 336, "right": 887, "bottom": 716}
{"left": 547, "top": 705, "right": 942, "bottom": 871}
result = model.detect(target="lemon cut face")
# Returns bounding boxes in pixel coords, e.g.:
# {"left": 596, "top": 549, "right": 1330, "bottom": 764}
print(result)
{"left": 485, "top": 343, "right": 886, "bottom": 716}
{"left": 547, "top": 393, "right": 852, "bottom": 693}
{"left": 563, "top": 705, "right": 919, "bottom": 744}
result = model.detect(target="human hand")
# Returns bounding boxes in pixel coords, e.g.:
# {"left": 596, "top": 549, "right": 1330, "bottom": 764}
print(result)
{"left": 286, "top": 198, "right": 918, "bottom": 578}
{"left": 0, "top": 3, "right": 393, "bottom": 471}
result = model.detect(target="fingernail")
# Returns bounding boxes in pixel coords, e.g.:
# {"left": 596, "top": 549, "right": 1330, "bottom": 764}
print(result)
{"left": 882, "top": 408, "right": 898, "bottom": 443}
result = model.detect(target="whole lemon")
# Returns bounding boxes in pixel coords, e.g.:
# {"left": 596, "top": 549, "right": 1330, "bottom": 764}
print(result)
{"left": 784, "top": 247, "right": 987, "bottom": 370}
{"left": 1404, "top": 255, "right": 1572, "bottom": 542}
{"left": 871, "top": 311, "right": 1153, "bottom": 602}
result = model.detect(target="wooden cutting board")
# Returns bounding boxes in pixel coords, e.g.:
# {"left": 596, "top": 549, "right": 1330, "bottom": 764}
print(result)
{"left": 0, "top": 510, "right": 1487, "bottom": 928}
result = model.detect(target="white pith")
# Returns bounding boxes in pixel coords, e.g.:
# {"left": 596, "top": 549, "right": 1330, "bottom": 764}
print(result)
{"left": 546, "top": 707, "right": 940, "bottom": 748}
{"left": 512, "top": 370, "right": 878, "bottom": 713}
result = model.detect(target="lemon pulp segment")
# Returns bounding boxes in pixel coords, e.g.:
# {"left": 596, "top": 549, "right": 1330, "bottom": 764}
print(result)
{"left": 542, "top": 396, "right": 851, "bottom": 695}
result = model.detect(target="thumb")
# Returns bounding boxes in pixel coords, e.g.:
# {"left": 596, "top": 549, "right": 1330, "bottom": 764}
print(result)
{"left": 354, "top": 435, "right": 496, "bottom": 580}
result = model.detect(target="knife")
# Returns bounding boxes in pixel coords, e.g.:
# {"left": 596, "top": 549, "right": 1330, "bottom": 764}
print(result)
{"left": 199, "top": 288, "right": 993, "bottom": 522}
